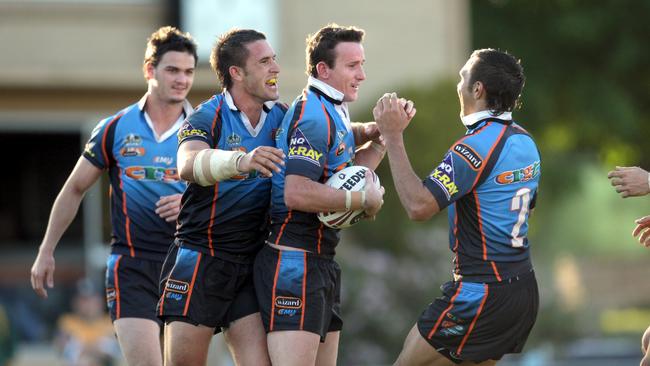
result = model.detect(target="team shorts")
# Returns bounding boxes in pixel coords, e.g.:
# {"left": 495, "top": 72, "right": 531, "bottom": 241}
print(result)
{"left": 417, "top": 270, "right": 538, "bottom": 364}
{"left": 105, "top": 254, "right": 163, "bottom": 325}
{"left": 254, "top": 245, "right": 343, "bottom": 340}
{"left": 157, "top": 247, "right": 258, "bottom": 332}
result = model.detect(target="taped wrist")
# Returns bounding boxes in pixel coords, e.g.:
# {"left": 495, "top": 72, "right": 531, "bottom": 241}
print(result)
{"left": 192, "top": 149, "right": 246, "bottom": 186}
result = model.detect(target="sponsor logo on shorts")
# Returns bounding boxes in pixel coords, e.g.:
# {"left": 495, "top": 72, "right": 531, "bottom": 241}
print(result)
{"left": 178, "top": 123, "right": 207, "bottom": 140}
{"left": 120, "top": 147, "right": 145, "bottom": 157}
{"left": 106, "top": 288, "right": 116, "bottom": 302}
{"left": 428, "top": 152, "right": 459, "bottom": 200}
{"left": 495, "top": 160, "right": 540, "bottom": 185}
{"left": 165, "top": 280, "right": 190, "bottom": 294}
{"left": 288, "top": 128, "right": 322, "bottom": 166}
{"left": 275, "top": 296, "right": 302, "bottom": 309}
{"left": 453, "top": 143, "right": 482, "bottom": 170}
{"left": 124, "top": 133, "right": 142, "bottom": 146}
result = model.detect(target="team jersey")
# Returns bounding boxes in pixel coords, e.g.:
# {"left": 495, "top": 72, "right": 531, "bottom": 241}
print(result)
{"left": 268, "top": 78, "right": 357, "bottom": 256}
{"left": 83, "top": 94, "right": 191, "bottom": 262}
{"left": 175, "top": 91, "right": 287, "bottom": 259}
{"left": 424, "top": 115, "right": 541, "bottom": 283}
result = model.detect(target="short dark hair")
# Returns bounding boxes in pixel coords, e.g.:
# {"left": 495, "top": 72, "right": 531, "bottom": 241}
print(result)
{"left": 143, "top": 26, "right": 197, "bottom": 75}
{"left": 306, "top": 24, "right": 364, "bottom": 77}
{"left": 210, "top": 29, "right": 267, "bottom": 89}
{"left": 468, "top": 49, "right": 525, "bottom": 114}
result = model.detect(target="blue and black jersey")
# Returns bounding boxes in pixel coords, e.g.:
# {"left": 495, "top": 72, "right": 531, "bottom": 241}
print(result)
{"left": 424, "top": 116, "right": 541, "bottom": 282}
{"left": 83, "top": 95, "right": 191, "bottom": 262}
{"left": 175, "top": 91, "right": 287, "bottom": 260}
{"left": 268, "top": 78, "right": 357, "bottom": 255}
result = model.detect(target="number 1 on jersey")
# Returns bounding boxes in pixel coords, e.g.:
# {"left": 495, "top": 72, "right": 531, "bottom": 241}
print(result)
{"left": 510, "top": 188, "right": 531, "bottom": 248}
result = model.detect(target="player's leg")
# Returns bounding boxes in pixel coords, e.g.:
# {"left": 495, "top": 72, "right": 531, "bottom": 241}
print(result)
{"left": 164, "top": 321, "right": 214, "bottom": 366}
{"left": 113, "top": 318, "right": 162, "bottom": 366}
{"left": 315, "top": 330, "right": 340, "bottom": 366}
{"left": 394, "top": 325, "right": 456, "bottom": 366}
{"left": 223, "top": 312, "right": 271, "bottom": 366}
{"left": 268, "top": 330, "right": 320, "bottom": 366}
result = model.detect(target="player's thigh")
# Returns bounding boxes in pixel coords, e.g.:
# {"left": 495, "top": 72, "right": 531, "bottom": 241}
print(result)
{"left": 223, "top": 312, "right": 270, "bottom": 366}
{"left": 113, "top": 317, "right": 162, "bottom": 366}
{"left": 267, "top": 330, "right": 320, "bottom": 366}
{"left": 164, "top": 320, "right": 214, "bottom": 366}
{"left": 394, "top": 325, "right": 456, "bottom": 366}
{"left": 315, "top": 330, "right": 340, "bottom": 366}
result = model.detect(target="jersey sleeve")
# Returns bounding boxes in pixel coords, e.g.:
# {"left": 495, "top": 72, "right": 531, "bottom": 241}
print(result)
{"left": 82, "top": 115, "right": 117, "bottom": 170}
{"left": 423, "top": 141, "right": 484, "bottom": 210}
{"left": 178, "top": 103, "right": 216, "bottom": 148}
{"left": 285, "top": 116, "right": 329, "bottom": 181}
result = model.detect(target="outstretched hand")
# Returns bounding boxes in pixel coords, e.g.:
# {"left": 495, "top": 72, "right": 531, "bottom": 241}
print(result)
{"left": 607, "top": 166, "right": 650, "bottom": 198}
{"left": 373, "top": 93, "right": 416, "bottom": 137}
{"left": 238, "top": 146, "right": 285, "bottom": 177}
{"left": 633, "top": 215, "right": 650, "bottom": 247}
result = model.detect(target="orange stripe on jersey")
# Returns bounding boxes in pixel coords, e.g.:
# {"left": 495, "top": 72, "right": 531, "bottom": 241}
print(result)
{"left": 207, "top": 183, "right": 220, "bottom": 257}
{"left": 183, "top": 252, "right": 202, "bottom": 316}
{"left": 316, "top": 223, "right": 323, "bottom": 255}
{"left": 428, "top": 282, "right": 463, "bottom": 339}
{"left": 490, "top": 261, "right": 502, "bottom": 282}
{"left": 474, "top": 192, "right": 488, "bottom": 261}
{"left": 470, "top": 124, "right": 507, "bottom": 189}
{"left": 269, "top": 250, "right": 283, "bottom": 331}
{"left": 100, "top": 112, "right": 124, "bottom": 168}
{"left": 210, "top": 100, "right": 224, "bottom": 137}
{"left": 274, "top": 211, "right": 292, "bottom": 245}
{"left": 319, "top": 104, "right": 332, "bottom": 182}
{"left": 113, "top": 255, "right": 123, "bottom": 319}
{"left": 457, "top": 284, "right": 489, "bottom": 356}
{"left": 117, "top": 167, "right": 135, "bottom": 257}
{"left": 299, "top": 251, "right": 307, "bottom": 330}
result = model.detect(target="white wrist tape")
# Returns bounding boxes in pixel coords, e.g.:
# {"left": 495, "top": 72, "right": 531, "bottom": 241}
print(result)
{"left": 345, "top": 191, "right": 352, "bottom": 210}
{"left": 361, "top": 191, "right": 367, "bottom": 208}
{"left": 193, "top": 149, "right": 246, "bottom": 186}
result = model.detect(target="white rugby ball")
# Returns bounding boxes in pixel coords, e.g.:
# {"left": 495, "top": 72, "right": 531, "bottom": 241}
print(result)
{"left": 317, "top": 165, "right": 380, "bottom": 229}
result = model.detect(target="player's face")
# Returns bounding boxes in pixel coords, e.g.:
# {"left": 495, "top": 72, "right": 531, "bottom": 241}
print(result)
{"left": 241, "top": 40, "right": 280, "bottom": 103}
{"left": 148, "top": 51, "right": 196, "bottom": 104}
{"left": 326, "top": 42, "right": 366, "bottom": 102}
{"left": 457, "top": 57, "right": 477, "bottom": 117}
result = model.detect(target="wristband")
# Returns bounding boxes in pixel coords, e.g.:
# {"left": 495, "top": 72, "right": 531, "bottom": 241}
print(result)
{"left": 345, "top": 191, "right": 352, "bottom": 210}
{"left": 361, "top": 191, "right": 367, "bottom": 208}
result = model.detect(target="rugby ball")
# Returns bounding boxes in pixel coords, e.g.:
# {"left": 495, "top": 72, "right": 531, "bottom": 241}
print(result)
{"left": 317, "top": 165, "right": 380, "bottom": 229}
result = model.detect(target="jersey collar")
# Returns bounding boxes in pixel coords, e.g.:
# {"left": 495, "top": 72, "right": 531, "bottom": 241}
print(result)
{"left": 223, "top": 89, "right": 276, "bottom": 113}
{"left": 223, "top": 89, "right": 273, "bottom": 137}
{"left": 138, "top": 93, "right": 192, "bottom": 142}
{"left": 461, "top": 110, "right": 512, "bottom": 127}
{"left": 307, "top": 76, "right": 344, "bottom": 105}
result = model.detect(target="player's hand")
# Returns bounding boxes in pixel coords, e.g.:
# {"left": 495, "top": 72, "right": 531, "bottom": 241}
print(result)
{"left": 607, "top": 166, "right": 650, "bottom": 198}
{"left": 156, "top": 193, "right": 182, "bottom": 222}
{"left": 362, "top": 171, "right": 385, "bottom": 218}
{"left": 373, "top": 93, "right": 411, "bottom": 137}
{"left": 633, "top": 215, "right": 650, "bottom": 247}
{"left": 238, "top": 146, "right": 285, "bottom": 178}
{"left": 399, "top": 98, "right": 417, "bottom": 122}
{"left": 31, "top": 249, "right": 55, "bottom": 299}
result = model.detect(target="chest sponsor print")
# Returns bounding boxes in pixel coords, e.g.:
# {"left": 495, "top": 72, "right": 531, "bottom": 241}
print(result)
{"left": 495, "top": 160, "right": 541, "bottom": 185}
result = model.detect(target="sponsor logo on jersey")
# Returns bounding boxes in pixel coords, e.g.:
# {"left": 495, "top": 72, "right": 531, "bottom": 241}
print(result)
{"left": 277, "top": 309, "right": 298, "bottom": 316}
{"left": 106, "top": 288, "right": 116, "bottom": 302}
{"left": 335, "top": 142, "right": 346, "bottom": 156}
{"left": 125, "top": 166, "right": 180, "bottom": 182}
{"left": 275, "top": 296, "right": 302, "bottom": 309}
{"left": 495, "top": 160, "right": 540, "bottom": 185}
{"left": 165, "top": 280, "right": 190, "bottom": 294}
{"left": 154, "top": 156, "right": 174, "bottom": 165}
{"left": 120, "top": 147, "right": 145, "bottom": 157}
{"left": 288, "top": 128, "right": 323, "bottom": 166}
{"left": 453, "top": 143, "right": 482, "bottom": 170}
{"left": 428, "top": 152, "right": 459, "bottom": 200}
{"left": 165, "top": 292, "right": 183, "bottom": 301}
{"left": 336, "top": 130, "right": 346, "bottom": 144}
{"left": 84, "top": 142, "right": 96, "bottom": 158}
{"left": 178, "top": 123, "right": 207, "bottom": 140}
{"left": 124, "top": 133, "right": 142, "bottom": 146}
{"left": 226, "top": 133, "right": 241, "bottom": 147}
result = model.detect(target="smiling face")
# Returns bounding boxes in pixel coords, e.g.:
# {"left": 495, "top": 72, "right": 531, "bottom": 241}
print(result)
{"left": 146, "top": 50, "right": 195, "bottom": 104}
{"left": 319, "top": 42, "right": 366, "bottom": 102}
{"left": 238, "top": 39, "right": 280, "bottom": 103}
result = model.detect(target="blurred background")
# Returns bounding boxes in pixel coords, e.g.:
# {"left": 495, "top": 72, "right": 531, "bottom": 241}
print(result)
{"left": 0, "top": 0, "right": 649, "bottom": 365}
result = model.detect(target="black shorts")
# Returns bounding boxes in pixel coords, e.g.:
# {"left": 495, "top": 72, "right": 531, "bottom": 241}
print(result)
{"left": 417, "top": 270, "right": 538, "bottom": 364}
{"left": 254, "top": 245, "right": 342, "bottom": 340}
{"left": 157, "top": 247, "right": 258, "bottom": 332}
{"left": 105, "top": 254, "right": 163, "bottom": 325}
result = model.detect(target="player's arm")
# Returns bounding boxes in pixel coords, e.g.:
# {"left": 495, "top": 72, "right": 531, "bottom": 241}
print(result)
{"left": 31, "top": 157, "right": 103, "bottom": 298}
{"left": 177, "top": 140, "right": 285, "bottom": 185}
{"left": 284, "top": 174, "right": 383, "bottom": 216}
{"left": 354, "top": 140, "right": 385, "bottom": 170}
{"left": 607, "top": 166, "right": 650, "bottom": 198}
{"left": 351, "top": 122, "right": 380, "bottom": 146}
